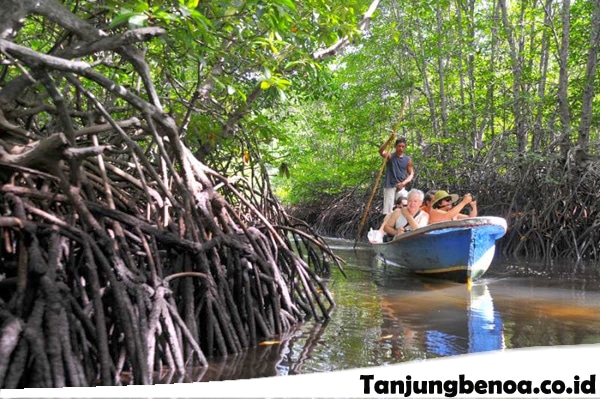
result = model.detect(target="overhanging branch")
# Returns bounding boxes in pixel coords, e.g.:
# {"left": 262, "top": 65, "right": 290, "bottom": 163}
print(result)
{"left": 312, "top": 0, "right": 382, "bottom": 60}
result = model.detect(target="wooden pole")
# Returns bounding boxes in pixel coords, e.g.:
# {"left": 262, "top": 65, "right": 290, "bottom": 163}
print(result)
{"left": 354, "top": 99, "right": 408, "bottom": 248}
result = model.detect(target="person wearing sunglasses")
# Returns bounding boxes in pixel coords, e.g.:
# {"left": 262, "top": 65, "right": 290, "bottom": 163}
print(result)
{"left": 382, "top": 189, "right": 428, "bottom": 242}
{"left": 376, "top": 196, "right": 408, "bottom": 235}
{"left": 428, "top": 190, "right": 478, "bottom": 224}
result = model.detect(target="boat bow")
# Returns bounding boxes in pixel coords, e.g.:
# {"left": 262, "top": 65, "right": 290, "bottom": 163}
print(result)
{"left": 370, "top": 216, "right": 507, "bottom": 282}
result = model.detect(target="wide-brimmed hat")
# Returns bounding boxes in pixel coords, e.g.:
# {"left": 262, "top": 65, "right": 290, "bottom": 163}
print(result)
{"left": 431, "top": 190, "right": 459, "bottom": 207}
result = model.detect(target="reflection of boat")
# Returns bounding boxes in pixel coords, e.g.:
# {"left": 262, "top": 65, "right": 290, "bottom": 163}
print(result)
{"left": 370, "top": 216, "right": 507, "bottom": 282}
{"left": 467, "top": 284, "right": 505, "bottom": 352}
{"left": 380, "top": 283, "right": 505, "bottom": 357}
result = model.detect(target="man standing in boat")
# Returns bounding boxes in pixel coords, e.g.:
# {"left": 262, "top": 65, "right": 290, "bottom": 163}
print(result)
{"left": 379, "top": 133, "right": 414, "bottom": 215}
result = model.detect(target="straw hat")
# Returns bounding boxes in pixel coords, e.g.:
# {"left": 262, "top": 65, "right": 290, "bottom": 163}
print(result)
{"left": 431, "top": 190, "right": 459, "bottom": 208}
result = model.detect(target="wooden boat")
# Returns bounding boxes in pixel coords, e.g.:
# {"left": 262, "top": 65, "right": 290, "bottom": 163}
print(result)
{"left": 370, "top": 216, "right": 507, "bottom": 283}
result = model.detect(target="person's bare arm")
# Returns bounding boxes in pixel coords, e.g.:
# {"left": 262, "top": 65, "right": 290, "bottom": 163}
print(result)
{"left": 378, "top": 212, "right": 392, "bottom": 231}
{"left": 379, "top": 133, "right": 396, "bottom": 158}
{"left": 383, "top": 209, "right": 403, "bottom": 235}
{"left": 429, "top": 194, "right": 473, "bottom": 223}
{"left": 469, "top": 200, "right": 478, "bottom": 217}
{"left": 456, "top": 199, "right": 478, "bottom": 219}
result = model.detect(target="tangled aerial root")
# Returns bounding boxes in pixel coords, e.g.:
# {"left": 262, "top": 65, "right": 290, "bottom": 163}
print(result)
{"left": 0, "top": 1, "right": 341, "bottom": 387}
{"left": 0, "top": 119, "right": 341, "bottom": 388}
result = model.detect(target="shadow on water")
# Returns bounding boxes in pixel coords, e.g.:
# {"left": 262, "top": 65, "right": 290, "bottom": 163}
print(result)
{"left": 165, "top": 237, "right": 600, "bottom": 383}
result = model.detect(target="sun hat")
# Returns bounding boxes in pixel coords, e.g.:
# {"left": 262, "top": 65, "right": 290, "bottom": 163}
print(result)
{"left": 431, "top": 190, "right": 459, "bottom": 208}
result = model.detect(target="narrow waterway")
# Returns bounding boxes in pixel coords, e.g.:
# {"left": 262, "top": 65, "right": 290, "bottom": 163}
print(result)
{"left": 166, "top": 238, "right": 600, "bottom": 384}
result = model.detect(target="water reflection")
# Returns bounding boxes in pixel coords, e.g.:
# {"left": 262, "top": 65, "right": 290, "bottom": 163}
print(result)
{"left": 167, "top": 238, "right": 600, "bottom": 383}
{"left": 167, "top": 321, "right": 332, "bottom": 383}
{"left": 468, "top": 285, "right": 505, "bottom": 352}
{"left": 376, "top": 278, "right": 505, "bottom": 359}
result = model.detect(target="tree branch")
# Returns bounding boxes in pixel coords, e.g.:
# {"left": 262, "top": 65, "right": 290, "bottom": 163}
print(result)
{"left": 312, "top": 0, "right": 381, "bottom": 60}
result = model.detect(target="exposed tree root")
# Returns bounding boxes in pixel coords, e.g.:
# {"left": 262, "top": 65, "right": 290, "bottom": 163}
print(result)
{"left": 0, "top": 0, "right": 342, "bottom": 387}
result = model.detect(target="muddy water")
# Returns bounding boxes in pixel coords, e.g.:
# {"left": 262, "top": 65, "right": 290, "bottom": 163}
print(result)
{"left": 166, "top": 238, "right": 600, "bottom": 384}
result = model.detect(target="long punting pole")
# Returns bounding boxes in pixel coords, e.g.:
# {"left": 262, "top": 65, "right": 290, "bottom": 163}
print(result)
{"left": 354, "top": 99, "right": 408, "bottom": 249}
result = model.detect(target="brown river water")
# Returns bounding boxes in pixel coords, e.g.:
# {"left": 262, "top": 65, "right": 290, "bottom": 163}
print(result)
{"left": 159, "top": 238, "right": 600, "bottom": 384}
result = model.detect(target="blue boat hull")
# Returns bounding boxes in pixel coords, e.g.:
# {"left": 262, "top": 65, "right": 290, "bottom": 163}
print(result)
{"left": 371, "top": 217, "right": 507, "bottom": 283}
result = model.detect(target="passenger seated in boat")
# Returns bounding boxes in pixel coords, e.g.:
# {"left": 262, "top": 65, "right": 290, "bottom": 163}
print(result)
{"left": 382, "top": 189, "right": 429, "bottom": 242}
{"left": 428, "top": 190, "right": 477, "bottom": 224}
{"left": 377, "top": 195, "right": 407, "bottom": 234}
{"left": 420, "top": 189, "right": 436, "bottom": 213}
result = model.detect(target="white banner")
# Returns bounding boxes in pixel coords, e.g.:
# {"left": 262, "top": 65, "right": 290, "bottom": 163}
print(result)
{"left": 1, "top": 344, "right": 598, "bottom": 398}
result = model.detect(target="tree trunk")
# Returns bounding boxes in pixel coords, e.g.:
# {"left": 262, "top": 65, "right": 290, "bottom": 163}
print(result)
{"left": 486, "top": 0, "right": 501, "bottom": 142}
{"left": 557, "top": 0, "right": 572, "bottom": 156}
{"left": 532, "top": 0, "right": 553, "bottom": 152}
{"left": 577, "top": 0, "right": 600, "bottom": 148}
{"left": 464, "top": 0, "right": 480, "bottom": 149}
{"left": 498, "top": 0, "right": 527, "bottom": 154}
{"left": 405, "top": 19, "right": 439, "bottom": 140}
{"left": 435, "top": 1, "right": 449, "bottom": 139}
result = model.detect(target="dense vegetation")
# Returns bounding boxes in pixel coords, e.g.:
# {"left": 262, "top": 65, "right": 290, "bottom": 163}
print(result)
{"left": 0, "top": 0, "right": 367, "bottom": 388}
{"left": 276, "top": 0, "right": 600, "bottom": 262}
{"left": 0, "top": 0, "right": 599, "bottom": 389}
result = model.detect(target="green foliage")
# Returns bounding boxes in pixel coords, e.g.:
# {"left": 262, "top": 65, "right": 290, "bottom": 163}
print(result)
{"left": 56, "top": 0, "right": 374, "bottom": 201}
{"left": 17, "top": 0, "right": 598, "bottom": 210}
{"left": 7, "top": 0, "right": 600, "bottom": 260}
{"left": 269, "top": 0, "right": 600, "bottom": 206}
